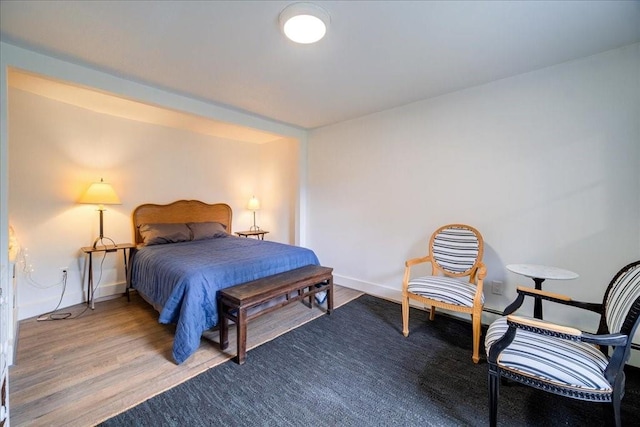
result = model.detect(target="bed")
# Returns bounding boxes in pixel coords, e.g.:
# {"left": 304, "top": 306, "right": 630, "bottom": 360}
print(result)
{"left": 129, "top": 200, "right": 321, "bottom": 364}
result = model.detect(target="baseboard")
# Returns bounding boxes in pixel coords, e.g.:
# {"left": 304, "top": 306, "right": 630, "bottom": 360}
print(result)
{"left": 335, "top": 274, "right": 402, "bottom": 302}
{"left": 18, "top": 281, "right": 127, "bottom": 320}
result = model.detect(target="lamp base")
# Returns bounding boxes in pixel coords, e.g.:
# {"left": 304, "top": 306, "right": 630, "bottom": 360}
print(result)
{"left": 92, "top": 236, "right": 117, "bottom": 249}
{"left": 250, "top": 210, "right": 260, "bottom": 231}
{"left": 92, "top": 208, "right": 117, "bottom": 249}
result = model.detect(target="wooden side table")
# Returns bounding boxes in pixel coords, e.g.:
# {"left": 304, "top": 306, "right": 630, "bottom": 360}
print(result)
{"left": 235, "top": 230, "right": 269, "bottom": 240}
{"left": 81, "top": 243, "right": 135, "bottom": 309}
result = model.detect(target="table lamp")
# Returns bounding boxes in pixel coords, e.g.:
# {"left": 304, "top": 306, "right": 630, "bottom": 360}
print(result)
{"left": 79, "top": 178, "right": 121, "bottom": 248}
{"left": 247, "top": 196, "right": 260, "bottom": 231}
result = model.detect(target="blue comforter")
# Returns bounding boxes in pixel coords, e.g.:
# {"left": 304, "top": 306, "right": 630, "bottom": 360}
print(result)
{"left": 130, "top": 235, "right": 320, "bottom": 363}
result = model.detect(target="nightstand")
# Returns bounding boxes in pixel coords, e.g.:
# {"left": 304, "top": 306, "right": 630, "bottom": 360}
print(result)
{"left": 235, "top": 230, "right": 269, "bottom": 240}
{"left": 81, "top": 243, "right": 135, "bottom": 309}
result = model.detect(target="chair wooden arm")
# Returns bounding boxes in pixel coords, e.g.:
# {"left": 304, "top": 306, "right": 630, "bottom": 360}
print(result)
{"left": 506, "top": 315, "right": 582, "bottom": 338}
{"left": 404, "top": 255, "right": 432, "bottom": 268}
{"left": 516, "top": 286, "right": 571, "bottom": 301}
{"left": 581, "top": 332, "right": 628, "bottom": 347}
{"left": 468, "top": 261, "right": 487, "bottom": 301}
{"left": 477, "top": 262, "right": 487, "bottom": 280}
{"left": 503, "top": 286, "right": 603, "bottom": 316}
{"left": 506, "top": 315, "right": 627, "bottom": 347}
{"left": 402, "top": 255, "right": 433, "bottom": 292}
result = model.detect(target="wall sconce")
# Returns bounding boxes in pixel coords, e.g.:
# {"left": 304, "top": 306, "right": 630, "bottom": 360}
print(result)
{"left": 279, "top": 2, "right": 330, "bottom": 44}
{"left": 78, "top": 178, "right": 121, "bottom": 248}
{"left": 8, "top": 225, "right": 19, "bottom": 263}
{"left": 247, "top": 196, "right": 261, "bottom": 231}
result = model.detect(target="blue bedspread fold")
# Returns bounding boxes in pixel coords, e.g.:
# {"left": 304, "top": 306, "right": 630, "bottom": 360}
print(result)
{"left": 130, "top": 236, "right": 320, "bottom": 363}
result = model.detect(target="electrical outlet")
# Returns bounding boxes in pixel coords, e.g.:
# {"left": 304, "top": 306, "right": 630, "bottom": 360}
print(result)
{"left": 491, "top": 280, "right": 503, "bottom": 295}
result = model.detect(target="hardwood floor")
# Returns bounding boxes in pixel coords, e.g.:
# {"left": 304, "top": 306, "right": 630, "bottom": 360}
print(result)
{"left": 9, "top": 285, "right": 363, "bottom": 426}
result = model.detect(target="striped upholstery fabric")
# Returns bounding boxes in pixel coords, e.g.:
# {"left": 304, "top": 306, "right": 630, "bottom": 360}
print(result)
{"left": 605, "top": 263, "right": 640, "bottom": 335}
{"left": 408, "top": 276, "right": 485, "bottom": 307}
{"left": 432, "top": 226, "right": 479, "bottom": 274}
{"left": 485, "top": 317, "right": 611, "bottom": 392}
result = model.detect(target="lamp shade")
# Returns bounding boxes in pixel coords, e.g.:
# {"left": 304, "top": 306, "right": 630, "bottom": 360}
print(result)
{"left": 279, "top": 2, "right": 330, "bottom": 44}
{"left": 247, "top": 196, "right": 260, "bottom": 211}
{"left": 78, "top": 178, "right": 121, "bottom": 206}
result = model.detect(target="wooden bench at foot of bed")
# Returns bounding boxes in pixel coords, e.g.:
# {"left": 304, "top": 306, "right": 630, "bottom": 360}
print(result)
{"left": 218, "top": 265, "right": 334, "bottom": 364}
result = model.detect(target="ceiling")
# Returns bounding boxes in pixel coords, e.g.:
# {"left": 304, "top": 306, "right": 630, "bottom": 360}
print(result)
{"left": 1, "top": 1, "right": 639, "bottom": 130}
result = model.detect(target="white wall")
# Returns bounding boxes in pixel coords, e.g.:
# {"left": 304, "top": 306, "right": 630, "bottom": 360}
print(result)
{"left": 308, "top": 44, "right": 640, "bottom": 336}
{"left": 7, "top": 87, "right": 300, "bottom": 319}
{"left": 259, "top": 137, "right": 300, "bottom": 240}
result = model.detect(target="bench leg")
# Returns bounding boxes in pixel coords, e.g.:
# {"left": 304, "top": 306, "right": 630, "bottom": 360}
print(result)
{"left": 327, "top": 277, "right": 334, "bottom": 315}
{"left": 219, "top": 305, "right": 229, "bottom": 351}
{"left": 235, "top": 307, "right": 247, "bottom": 364}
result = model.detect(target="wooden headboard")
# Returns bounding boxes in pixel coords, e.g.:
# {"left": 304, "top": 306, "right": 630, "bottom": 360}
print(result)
{"left": 132, "top": 200, "right": 233, "bottom": 245}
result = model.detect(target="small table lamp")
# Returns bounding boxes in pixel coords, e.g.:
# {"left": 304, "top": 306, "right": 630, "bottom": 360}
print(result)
{"left": 247, "top": 196, "right": 260, "bottom": 231}
{"left": 79, "top": 178, "right": 121, "bottom": 248}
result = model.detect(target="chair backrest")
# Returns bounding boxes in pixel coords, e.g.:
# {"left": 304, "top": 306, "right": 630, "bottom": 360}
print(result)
{"left": 429, "top": 224, "right": 483, "bottom": 277}
{"left": 604, "top": 260, "right": 640, "bottom": 336}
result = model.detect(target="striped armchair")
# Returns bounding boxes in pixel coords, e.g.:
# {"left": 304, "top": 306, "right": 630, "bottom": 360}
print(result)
{"left": 402, "top": 224, "right": 486, "bottom": 363}
{"left": 486, "top": 260, "right": 640, "bottom": 427}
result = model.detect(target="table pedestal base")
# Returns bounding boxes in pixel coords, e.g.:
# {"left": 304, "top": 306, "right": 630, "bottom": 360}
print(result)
{"left": 533, "top": 277, "right": 545, "bottom": 319}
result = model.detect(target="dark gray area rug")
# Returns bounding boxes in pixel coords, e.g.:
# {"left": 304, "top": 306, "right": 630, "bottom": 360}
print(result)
{"left": 101, "top": 295, "right": 640, "bottom": 426}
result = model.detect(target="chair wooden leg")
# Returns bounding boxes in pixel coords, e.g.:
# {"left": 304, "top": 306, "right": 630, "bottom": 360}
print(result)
{"left": 472, "top": 313, "right": 481, "bottom": 364}
{"left": 488, "top": 367, "right": 500, "bottom": 427}
{"left": 402, "top": 295, "right": 409, "bottom": 337}
{"left": 609, "top": 369, "right": 625, "bottom": 427}
{"left": 612, "top": 392, "right": 622, "bottom": 427}
{"left": 429, "top": 306, "right": 436, "bottom": 321}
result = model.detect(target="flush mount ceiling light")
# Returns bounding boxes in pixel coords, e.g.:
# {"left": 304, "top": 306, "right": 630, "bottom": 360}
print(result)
{"left": 279, "top": 2, "right": 330, "bottom": 44}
